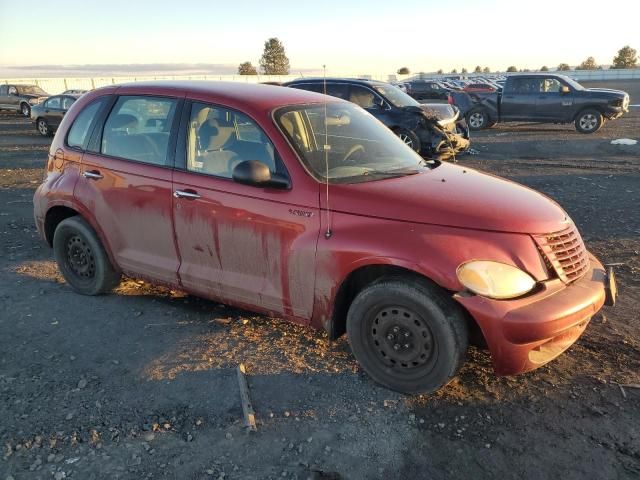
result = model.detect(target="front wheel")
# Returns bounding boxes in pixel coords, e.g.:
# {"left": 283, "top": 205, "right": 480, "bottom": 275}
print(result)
{"left": 20, "top": 103, "right": 31, "bottom": 117}
{"left": 395, "top": 128, "right": 421, "bottom": 153}
{"left": 53, "top": 216, "right": 121, "bottom": 295}
{"left": 575, "top": 109, "right": 603, "bottom": 134}
{"left": 346, "top": 277, "right": 469, "bottom": 394}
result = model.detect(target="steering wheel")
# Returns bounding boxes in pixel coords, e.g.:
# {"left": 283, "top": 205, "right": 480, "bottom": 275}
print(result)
{"left": 343, "top": 144, "right": 365, "bottom": 164}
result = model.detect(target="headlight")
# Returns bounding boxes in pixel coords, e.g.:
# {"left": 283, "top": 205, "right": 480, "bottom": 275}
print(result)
{"left": 456, "top": 260, "right": 536, "bottom": 299}
{"left": 29, "top": 98, "right": 40, "bottom": 104}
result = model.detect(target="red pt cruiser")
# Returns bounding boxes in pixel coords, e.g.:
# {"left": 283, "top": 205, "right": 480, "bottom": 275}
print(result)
{"left": 33, "top": 82, "right": 616, "bottom": 393}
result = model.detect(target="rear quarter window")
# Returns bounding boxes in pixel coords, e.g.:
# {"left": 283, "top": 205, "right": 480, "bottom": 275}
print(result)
{"left": 67, "top": 97, "right": 108, "bottom": 149}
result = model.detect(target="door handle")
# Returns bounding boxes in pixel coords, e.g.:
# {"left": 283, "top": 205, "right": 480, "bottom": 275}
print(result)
{"left": 174, "top": 189, "right": 200, "bottom": 200}
{"left": 83, "top": 170, "right": 103, "bottom": 180}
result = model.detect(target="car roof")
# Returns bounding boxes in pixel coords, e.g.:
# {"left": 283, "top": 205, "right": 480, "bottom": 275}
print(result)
{"left": 284, "top": 77, "right": 388, "bottom": 87}
{"left": 111, "top": 80, "right": 341, "bottom": 110}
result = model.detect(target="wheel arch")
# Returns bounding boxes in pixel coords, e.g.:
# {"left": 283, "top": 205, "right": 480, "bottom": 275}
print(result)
{"left": 326, "top": 262, "right": 483, "bottom": 346}
{"left": 44, "top": 202, "right": 119, "bottom": 271}
{"left": 573, "top": 105, "right": 604, "bottom": 121}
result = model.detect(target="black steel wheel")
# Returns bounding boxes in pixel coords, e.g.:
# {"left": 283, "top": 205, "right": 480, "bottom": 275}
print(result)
{"left": 347, "top": 277, "right": 468, "bottom": 394}
{"left": 53, "top": 216, "right": 121, "bottom": 295}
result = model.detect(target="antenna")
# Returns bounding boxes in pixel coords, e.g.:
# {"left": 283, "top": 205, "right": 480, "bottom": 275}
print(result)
{"left": 323, "top": 64, "right": 332, "bottom": 239}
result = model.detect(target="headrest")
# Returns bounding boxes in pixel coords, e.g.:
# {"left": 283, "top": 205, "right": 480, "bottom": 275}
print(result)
{"left": 110, "top": 113, "right": 138, "bottom": 129}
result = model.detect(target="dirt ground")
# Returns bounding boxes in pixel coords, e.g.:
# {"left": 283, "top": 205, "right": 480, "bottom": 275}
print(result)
{"left": 1, "top": 81, "right": 639, "bottom": 480}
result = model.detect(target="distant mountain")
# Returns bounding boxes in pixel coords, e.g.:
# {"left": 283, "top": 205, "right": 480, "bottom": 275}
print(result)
{"left": 0, "top": 63, "right": 322, "bottom": 78}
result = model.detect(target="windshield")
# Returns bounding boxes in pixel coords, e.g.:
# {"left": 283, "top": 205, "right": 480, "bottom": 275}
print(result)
{"left": 562, "top": 76, "right": 585, "bottom": 91}
{"left": 371, "top": 84, "right": 419, "bottom": 108}
{"left": 275, "top": 102, "right": 430, "bottom": 184}
{"left": 17, "top": 85, "right": 48, "bottom": 96}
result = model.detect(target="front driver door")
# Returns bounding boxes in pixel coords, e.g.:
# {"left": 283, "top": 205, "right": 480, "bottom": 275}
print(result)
{"left": 536, "top": 78, "right": 574, "bottom": 122}
{"left": 171, "top": 101, "right": 319, "bottom": 320}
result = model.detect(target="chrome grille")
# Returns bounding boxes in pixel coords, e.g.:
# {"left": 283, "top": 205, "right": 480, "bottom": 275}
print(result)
{"left": 534, "top": 225, "right": 589, "bottom": 284}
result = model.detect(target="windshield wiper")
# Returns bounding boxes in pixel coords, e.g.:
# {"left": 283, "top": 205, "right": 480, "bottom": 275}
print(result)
{"left": 363, "top": 168, "right": 421, "bottom": 178}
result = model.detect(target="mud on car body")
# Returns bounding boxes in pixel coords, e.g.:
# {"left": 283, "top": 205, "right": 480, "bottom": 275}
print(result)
{"left": 33, "top": 81, "right": 615, "bottom": 394}
{"left": 283, "top": 78, "right": 470, "bottom": 161}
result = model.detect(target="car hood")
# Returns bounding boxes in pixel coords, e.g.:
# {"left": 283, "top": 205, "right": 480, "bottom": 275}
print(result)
{"left": 404, "top": 104, "right": 460, "bottom": 126}
{"left": 327, "top": 163, "right": 568, "bottom": 234}
{"left": 584, "top": 88, "right": 628, "bottom": 99}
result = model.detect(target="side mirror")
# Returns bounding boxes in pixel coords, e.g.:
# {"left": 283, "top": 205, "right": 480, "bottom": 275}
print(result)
{"left": 232, "top": 160, "right": 290, "bottom": 189}
{"left": 560, "top": 86, "right": 571, "bottom": 94}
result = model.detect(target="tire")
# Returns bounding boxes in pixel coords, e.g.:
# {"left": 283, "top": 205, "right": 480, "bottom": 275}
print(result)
{"left": 466, "top": 108, "right": 489, "bottom": 130}
{"left": 36, "top": 118, "right": 50, "bottom": 136}
{"left": 20, "top": 103, "right": 31, "bottom": 117}
{"left": 346, "top": 277, "right": 469, "bottom": 394}
{"left": 575, "top": 108, "right": 603, "bottom": 134}
{"left": 395, "top": 128, "right": 421, "bottom": 153}
{"left": 53, "top": 216, "right": 121, "bottom": 295}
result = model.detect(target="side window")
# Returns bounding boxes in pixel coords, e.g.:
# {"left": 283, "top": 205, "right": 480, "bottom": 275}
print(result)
{"left": 510, "top": 78, "right": 538, "bottom": 94}
{"left": 325, "top": 83, "right": 348, "bottom": 100}
{"left": 348, "top": 86, "right": 381, "bottom": 109}
{"left": 541, "top": 78, "right": 562, "bottom": 93}
{"left": 290, "top": 83, "right": 324, "bottom": 93}
{"left": 8, "top": 86, "right": 17, "bottom": 95}
{"left": 46, "top": 97, "right": 61, "bottom": 109}
{"left": 0, "top": 85, "right": 7, "bottom": 96}
{"left": 101, "top": 96, "right": 178, "bottom": 166}
{"left": 67, "top": 98, "right": 107, "bottom": 149}
{"left": 186, "top": 102, "right": 278, "bottom": 179}
{"left": 62, "top": 97, "right": 76, "bottom": 109}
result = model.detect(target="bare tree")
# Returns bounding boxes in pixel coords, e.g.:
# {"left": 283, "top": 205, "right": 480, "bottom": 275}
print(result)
{"left": 506, "top": 66, "right": 518, "bottom": 72}
{"left": 557, "top": 63, "right": 571, "bottom": 71}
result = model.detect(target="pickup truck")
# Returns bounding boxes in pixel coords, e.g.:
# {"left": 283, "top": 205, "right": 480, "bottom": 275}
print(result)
{"left": 0, "top": 84, "right": 50, "bottom": 117}
{"left": 450, "top": 74, "right": 630, "bottom": 133}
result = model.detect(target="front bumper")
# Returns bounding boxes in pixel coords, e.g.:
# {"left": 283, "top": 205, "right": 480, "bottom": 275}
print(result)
{"left": 455, "top": 252, "right": 608, "bottom": 375}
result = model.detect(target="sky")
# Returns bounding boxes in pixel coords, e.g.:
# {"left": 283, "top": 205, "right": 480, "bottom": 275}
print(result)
{"left": 0, "top": 0, "right": 638, "bottom": 76}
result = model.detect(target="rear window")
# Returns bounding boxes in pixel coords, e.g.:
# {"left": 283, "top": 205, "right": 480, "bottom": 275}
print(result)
{"left": 67, "top": 98, "right": 108, "bottom": 149}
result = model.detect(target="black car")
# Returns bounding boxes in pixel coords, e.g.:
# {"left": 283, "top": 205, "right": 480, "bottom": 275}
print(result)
{"left": 30, "top": 94, "right": 79, "bottom": 136}
{"left": 451, "top": 73, "right": 630, "bottom": 133}
{"left": 404, "top": 80, "right": 451, "bottom": 101}
{"left": 283, "top": 78, "right": 469, "bottom": 161}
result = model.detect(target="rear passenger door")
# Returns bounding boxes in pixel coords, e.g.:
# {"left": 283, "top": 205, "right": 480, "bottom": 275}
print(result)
{"left": 42, "top": 96, "right": 65, "bottom": 128}
{"left": 501, "top": 78, "right": 541, "bottom": 121}
{"left": 73, "top": 95, "right": 184, "bottom": 285}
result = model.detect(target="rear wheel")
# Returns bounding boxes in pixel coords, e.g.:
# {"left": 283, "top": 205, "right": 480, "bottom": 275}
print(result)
{"left": 37, "top": 118, "right": 50, "bottom": 136}
{"left": 53, "top": 216, "right": 121, "bottom": 295}
{"left": 20, "top": 103, "right": 30, "bottom": 117}
{"left": 466, "top": 109, "right": 489, "bottom": 130}
{"left": 395, "top": 128, "right": 421, "bottom": 153}
{"left": 346, "top": 277, "right": 468, "bottom": 394}
{"left": 575, "top": 109, "right": 603, "bottom": 134}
